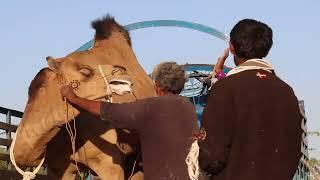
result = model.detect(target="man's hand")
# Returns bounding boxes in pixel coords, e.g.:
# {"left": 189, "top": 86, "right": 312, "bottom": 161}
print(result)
{"left": 60, "top": 85, "right": 101, "bottom": 116}
{"left": 60, "top": 85, "right": 78, "bottom": 102}
{"left": 214, "top": 48, "right": 229, "bottom": 74}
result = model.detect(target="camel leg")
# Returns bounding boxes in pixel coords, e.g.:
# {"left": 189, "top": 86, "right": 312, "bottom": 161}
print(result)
{"left": 61, "top": 163, "right": 77, "bottom": 180}
{"left": 129, "top": 171, "right": 144, "bottom": 180}
{"left": 46, "top": 129, "right": 78, "bottom": 180}
{"left": 85, "top": 151, "right": 124, "bottom": 180}
{"left": 76, "top": 129, "right": 126, "bottom": 180}
{"left": 92, "top": 161, "right": 124, "bottom": 180}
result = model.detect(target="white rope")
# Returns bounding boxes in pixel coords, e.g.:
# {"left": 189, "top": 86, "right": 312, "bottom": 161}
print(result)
{"left": 185, "top": 140, "right": 200, "bottom": 180}
{"left": 128, "top": 158, "right": 138, "bottom": 180}
{"left": 64, "top": 99, "right": 82, "bottom": 177}
{"left": 99, "top": 65, "right": 112, "bottom": 102}
{"left": 9, "top": 129, "right": 45, "bottom": 180}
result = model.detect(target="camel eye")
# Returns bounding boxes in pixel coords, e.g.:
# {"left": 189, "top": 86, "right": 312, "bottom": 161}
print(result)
{"left": 79, "top": 68, "right": 92, "bottom": 77}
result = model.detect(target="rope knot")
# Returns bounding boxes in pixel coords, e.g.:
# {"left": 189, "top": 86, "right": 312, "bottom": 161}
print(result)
{"left": 22, "top": 171, "right": 36, "bottom": 180}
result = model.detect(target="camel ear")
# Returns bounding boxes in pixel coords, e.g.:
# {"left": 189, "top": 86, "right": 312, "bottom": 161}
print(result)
{"left": 47, "top": 57, "right": 61, "bottom": 72}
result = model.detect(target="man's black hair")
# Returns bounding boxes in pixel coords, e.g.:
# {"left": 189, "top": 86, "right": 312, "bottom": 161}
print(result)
{"left": 230, "top": 19, "right": 273, "bottom": 59}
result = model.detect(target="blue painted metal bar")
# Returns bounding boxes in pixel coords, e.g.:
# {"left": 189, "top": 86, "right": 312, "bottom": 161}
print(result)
{"left": 125, "top": 20, "right": 229, "bottom": 41}
{"left": 76, "top": 20, "right": 229, "bottom": 51}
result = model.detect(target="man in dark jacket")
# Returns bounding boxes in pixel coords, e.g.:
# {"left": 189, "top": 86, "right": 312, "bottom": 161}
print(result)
{"left": 60, "top": 61, "right": 198, "bottom": 180}
{"left": 199, "top": 19, "right": 303, "bottom": 180}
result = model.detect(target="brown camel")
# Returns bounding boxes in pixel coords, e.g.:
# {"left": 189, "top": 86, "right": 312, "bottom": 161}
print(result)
{"left": 12, "top": 15, "right": 155, "bottom": 179}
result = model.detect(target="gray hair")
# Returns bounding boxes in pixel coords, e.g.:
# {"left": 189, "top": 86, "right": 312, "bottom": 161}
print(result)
{"left": 151, "top": 61, "right": 186, "bottom": 94}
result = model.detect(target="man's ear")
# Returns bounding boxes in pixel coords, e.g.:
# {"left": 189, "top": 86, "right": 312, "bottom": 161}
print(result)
{"left": 154, "top": 83, "right": 167, "bottom": 96}
{"left": 154, "top": 83, "right": 162, "bottom": 96}
{"left": 46, "top": 56, "right": 61, "bottom": 72}
{"left": 229, "top": 42, "right": 235, "bottom": 55}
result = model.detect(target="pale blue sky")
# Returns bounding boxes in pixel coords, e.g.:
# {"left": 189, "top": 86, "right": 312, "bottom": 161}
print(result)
{"left": 0, "top": 1, "right": 319, "bottom": 158}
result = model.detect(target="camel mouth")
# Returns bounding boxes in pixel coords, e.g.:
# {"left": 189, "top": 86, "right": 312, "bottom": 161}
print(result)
{"left": 108, "top": 79, "right": 133, "bottom": 96}
{"left": 109, "top": 79, "right": 132, "bottom": 85}
{"left": 88, "top": 79, "right": 133, "bottom": 102}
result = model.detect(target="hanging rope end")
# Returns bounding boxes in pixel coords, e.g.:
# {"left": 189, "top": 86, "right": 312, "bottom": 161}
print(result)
{"left": 185, "top": 140, "right": 200, "bottom": 180}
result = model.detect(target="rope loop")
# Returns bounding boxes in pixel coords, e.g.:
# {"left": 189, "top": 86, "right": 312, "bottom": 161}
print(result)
{"left": 9, "top": 129, "right": 45, "bottom": 180}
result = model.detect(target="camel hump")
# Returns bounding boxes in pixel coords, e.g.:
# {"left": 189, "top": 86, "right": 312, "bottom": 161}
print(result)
{"left": 91, "top": 14, "right": 131, "bottom": 46}
{"left": 46, "top": 56, "right": 53, "bottom": 61}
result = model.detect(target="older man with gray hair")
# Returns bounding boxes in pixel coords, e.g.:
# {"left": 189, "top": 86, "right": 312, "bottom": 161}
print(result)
{"left": 60, "top": 61, "right": 198, "bottom": 180}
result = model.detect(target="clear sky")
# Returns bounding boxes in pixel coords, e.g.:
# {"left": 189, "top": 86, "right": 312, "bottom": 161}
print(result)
{"left": 0, "top": 1, "right": 319, "bottom": 158}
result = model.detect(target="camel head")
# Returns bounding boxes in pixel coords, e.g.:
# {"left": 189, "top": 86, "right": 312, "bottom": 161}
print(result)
{"left": 22, "top": 55, "right": 133, "bottom": 129}
{"left": 46, "top": 56, "right": 132, "bottom": 101}
{"left": 21, "top": 14, "right": 138, "bottom": 128}
{"left": 14, "top": 59, "right": 132, "bottom": 166}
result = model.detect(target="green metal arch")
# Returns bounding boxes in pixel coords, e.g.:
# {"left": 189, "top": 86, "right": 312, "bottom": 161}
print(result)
{"left": 76, "top": 20, "right": 229, "bottom": 51}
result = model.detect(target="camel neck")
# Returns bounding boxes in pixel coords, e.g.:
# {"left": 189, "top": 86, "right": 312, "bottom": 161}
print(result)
{"left": 13, "top": 80, "right": 68, "bottom": 165}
